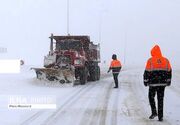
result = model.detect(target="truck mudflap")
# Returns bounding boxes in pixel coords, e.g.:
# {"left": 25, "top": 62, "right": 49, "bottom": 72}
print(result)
{"left": 31, "top": 68, "right": 75, "bottom": 84}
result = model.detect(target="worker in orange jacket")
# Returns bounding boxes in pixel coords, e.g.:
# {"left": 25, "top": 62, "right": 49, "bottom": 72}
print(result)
{"left": 143, "top": 45, "right": 172, "bottom": 121}
{"left": 108, "top": 54, "right": 122, "bottom": 88}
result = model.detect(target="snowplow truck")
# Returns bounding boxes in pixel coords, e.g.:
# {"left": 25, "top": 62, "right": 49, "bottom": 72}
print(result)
{"left": 32, "top": 34, "right": 100, "bottom": 85}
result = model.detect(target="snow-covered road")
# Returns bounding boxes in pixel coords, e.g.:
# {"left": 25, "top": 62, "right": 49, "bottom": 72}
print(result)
{"left": 0, "top": 66, "right": 180, "bottom": 125}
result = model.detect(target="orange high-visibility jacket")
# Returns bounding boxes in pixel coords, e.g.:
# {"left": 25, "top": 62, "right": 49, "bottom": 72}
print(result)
{"left": 145, "top": 45, "right": 171, "bottom": 71}
{"left": 144, "top": 45, "right": 172, "bottom": 86}
{"left": 109, "top": 60, "right": 122, "bottom": 74}
{"left": 110, "top": 60, "right": 121, "bottom": 68}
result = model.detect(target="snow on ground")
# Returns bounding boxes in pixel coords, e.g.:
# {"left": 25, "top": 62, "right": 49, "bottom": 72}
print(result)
{"left": 0, "top": 65, "right": 180, "bottom": 125}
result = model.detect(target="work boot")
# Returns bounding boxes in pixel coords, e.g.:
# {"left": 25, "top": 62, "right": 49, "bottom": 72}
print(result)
{"left": 158, "top": 117, "right": 163, "bottom": 121}
{"left": 149, "top": 113, "right": 157, "bottom": 119}
{"left": 113, "top": 86, "right": 118, "bottom": 88}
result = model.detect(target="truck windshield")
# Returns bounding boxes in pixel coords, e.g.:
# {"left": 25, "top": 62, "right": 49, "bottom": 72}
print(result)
{"left": 57, "top": 40, "right": 82, "bottom": 50}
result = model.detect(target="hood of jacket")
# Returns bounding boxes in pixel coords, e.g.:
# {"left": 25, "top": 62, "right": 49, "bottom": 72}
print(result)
{"left": 151, "top": 45, "right": 162, "bottom": 57}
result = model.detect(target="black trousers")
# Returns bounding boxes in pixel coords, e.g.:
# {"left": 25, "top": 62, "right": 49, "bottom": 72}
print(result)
{"left": 113, "top": 73, "right": 119, "bottom": 87}
{"left": 148, "top": 86, "right": 165, "bottom": 119}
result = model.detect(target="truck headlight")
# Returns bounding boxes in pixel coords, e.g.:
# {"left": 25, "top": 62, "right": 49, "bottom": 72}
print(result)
{"left": 74, "top": 59, "right": 82, "bottom": 65}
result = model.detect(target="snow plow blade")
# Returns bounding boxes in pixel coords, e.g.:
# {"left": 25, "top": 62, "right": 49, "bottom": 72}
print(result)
{"left": 31, "top": 68, "right": 75, "bottom": 84}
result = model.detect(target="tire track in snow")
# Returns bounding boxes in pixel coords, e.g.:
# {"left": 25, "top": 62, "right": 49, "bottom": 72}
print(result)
{"left": 78, "top": 80, "right": 113, "bottom": 125}
{"left": 41, "top": 82, "right": 99, "bottom": 125}
{"left": 20, "top": 72, "right": 112, "bottom": 125}
{"left": 115, "top": 70, "right": 155, "bottom": 125}
{"left": 20, "top": 84, "right": 88, "bottom": 125}
{"left": 98, "top": 82, "right": 113, "bottom": 125}
{"left": 20, "top": 111, "right": 45, "bottom": 125}
{"left": 79, "top": 71, "right": 136, "bottom": 125}
{"left": 109, "top": 88, "right": 119, "bottom": 125}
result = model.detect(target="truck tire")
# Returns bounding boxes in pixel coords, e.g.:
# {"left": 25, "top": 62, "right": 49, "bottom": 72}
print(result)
{"left": 89, "top": 66, "right": 98, "bottom": 81}
{"left": 97, "top": 66, "right": 100, "bottom": 80}
{"left": 80, "top": 67, "right": 88, "bottom": 85}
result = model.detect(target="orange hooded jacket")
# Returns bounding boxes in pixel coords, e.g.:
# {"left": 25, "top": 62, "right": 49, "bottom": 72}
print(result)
{"left": 110, "top": 60, "right": 122, "bottom": 68}
{"left": 145, "top": 45, "right": 171, "bottom": 71}
{"left": 144, "top": 45, "right": 172, "bottom": 86}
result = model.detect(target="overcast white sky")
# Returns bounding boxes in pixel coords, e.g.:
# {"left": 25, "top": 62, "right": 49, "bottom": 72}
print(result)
{"left": 0, "top": 0, "right": 180, "bottom": 68}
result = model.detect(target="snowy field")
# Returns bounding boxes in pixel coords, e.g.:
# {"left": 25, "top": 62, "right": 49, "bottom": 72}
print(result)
{"left": 0, "top": 65, "right": 180, "bottom": 125}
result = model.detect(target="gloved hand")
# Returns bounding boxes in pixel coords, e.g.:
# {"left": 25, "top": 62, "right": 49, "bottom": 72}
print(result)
{"left": 166, "top": 79, "right": 171, "bottom": 86}
{"left": 144, "top": 79, "right": 149, "bottom": 87}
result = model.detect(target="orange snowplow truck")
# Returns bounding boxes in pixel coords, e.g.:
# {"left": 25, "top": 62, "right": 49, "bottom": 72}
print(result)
{"left": 32, "top": 34, "right": 100, "bottom": 85}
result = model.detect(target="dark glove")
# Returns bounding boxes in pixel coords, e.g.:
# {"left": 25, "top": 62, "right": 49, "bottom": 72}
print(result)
{"left": 166, "top": 79, "right": 171, "bottom": 86}
{"left": 144, "top": 79, "right": 149, "bottom": 87}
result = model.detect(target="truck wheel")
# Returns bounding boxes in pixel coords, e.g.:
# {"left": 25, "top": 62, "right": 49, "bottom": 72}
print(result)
{"left": 89, "top": 66, "right": 98, "bottom": 81}
{"left": 97, "top": 66, "right": 100, "bottom": 80}
{"left": 80, "top": 67, "right": 88, "bottom": 85}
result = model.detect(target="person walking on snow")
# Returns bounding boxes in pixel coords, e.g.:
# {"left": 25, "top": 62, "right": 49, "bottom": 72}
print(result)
{"left": 143, "top": 45, "right": 172, "bottom": 121}
{"left": 108, "top": 54, "right": 122, "bottom": 88}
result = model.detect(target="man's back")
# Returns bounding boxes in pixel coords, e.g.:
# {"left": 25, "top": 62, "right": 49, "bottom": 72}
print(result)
{"left": 144, "top": 45, "right": 172, "bottom": 86}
